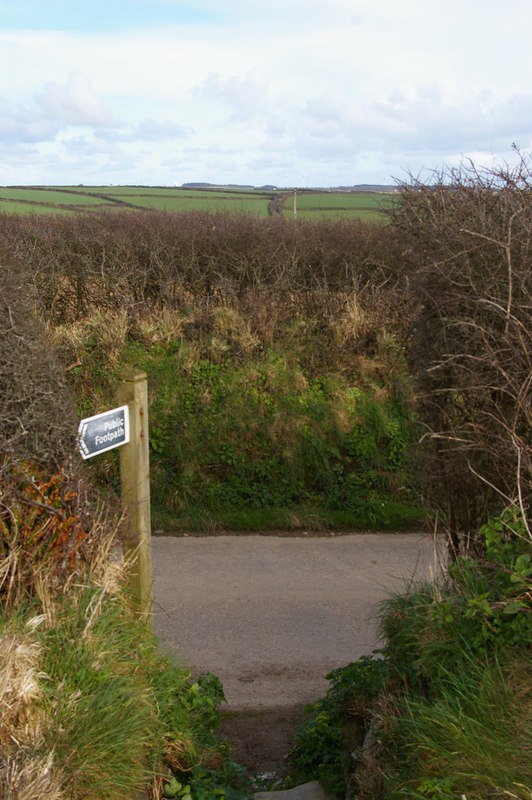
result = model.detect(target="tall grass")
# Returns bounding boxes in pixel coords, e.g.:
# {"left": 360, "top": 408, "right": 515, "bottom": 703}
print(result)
{"left": 0, "top": 578, "right": 237, "bottom": 799}
{"left": 381, "top": 655, "right": 532, "bottom": 800}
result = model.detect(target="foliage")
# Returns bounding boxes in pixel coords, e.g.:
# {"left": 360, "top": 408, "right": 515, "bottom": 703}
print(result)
{"left": 156, "top": 670, "right": 253, "bottom": 800}
{"left": 1, "top": 587, "right": 162, "bottom": 798}
{"left": 380, "top": 512, "right": 531, "bottom": 690}
{"left": 359, "top": 509, "right": 532, "bottom": 800}
{"left": 0, "top": 205, "right": 421, "bottom": 531}
{"left": 292, "top": 510, "right": 531, "bottom": 799}
{"left": 0, "top": 259, "right": 78, "bottom": 473}
{"left": 164, "top": 761, "right": 252, "bottom": 800}
{"left": 290, "top": 655, "right": 388, "bottom": 795}
{"left": 2, "top": 159, "right": 531, "bottom": 799}
{"left": 0, "top": 577, "right": 254, "bottom": 800}
{"left": 0, "top": 461, "right": 117, "bottom": 609}
{"left": 0, "top": 211, "right": 403, "bottom": 322}
{"left": 0, "top": 459, "right": 253, "bottom": 800}
{"left": 37, "top": 592, "right": 163, "bottom": 799}
{"left": 145, "top": 348, "right": 414, "bottom": 523}
{"left": 0, "top": 467, "right": 114, "bottom": 601}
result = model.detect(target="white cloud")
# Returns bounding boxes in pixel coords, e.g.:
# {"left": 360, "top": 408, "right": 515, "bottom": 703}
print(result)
{"left": 133, "top": 119, "right": 189, "bottom": 140}
{"left": 35, "top": 72, "right": 115, "bottom": 127}
{"left": 195, "top": 72, "right": 268, "bottom": 121}
{"left": 0, "top": 97, "right": 59, "bottom": 144}
{"left": 96, "top": 118, "right": 191, "bottom": 143}
{"left": 0, "top": 1, "right": 531, "bottom": 185}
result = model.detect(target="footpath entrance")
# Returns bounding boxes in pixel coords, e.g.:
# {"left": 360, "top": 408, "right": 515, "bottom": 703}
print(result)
{"left": 152, "top": 532, "right": 440, "bottom": 776}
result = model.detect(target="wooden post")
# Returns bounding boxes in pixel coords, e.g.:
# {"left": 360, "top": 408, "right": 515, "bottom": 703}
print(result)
{"left": 293, "top": 188, "right": 297, "bottom": 219}
{"left": 116, "top": 366, "right": 153, "bottom": 624}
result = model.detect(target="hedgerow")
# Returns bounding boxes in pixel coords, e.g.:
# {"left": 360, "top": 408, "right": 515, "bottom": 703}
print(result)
{"left": 392, "top": 153, "right": 532, "bottom": 553}
{"left": 0, "top": 212, "right": 404, "bottom": 320}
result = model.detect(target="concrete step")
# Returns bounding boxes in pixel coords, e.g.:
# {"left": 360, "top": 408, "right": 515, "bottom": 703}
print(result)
{"left": 254, "top": 780, "right": 331, "bottom": 800}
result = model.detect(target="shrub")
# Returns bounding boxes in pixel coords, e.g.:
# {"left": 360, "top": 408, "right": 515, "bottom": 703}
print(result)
{"left": 298, "top": 512, "right": 531, "bottom": 799}
{"left": 0, "top": 260, "right": 78, "bottom": 473}
{"left": 48, "top": 296, "right": 420, "bottom": 531}
{"left": 290, "top": 656, "right": 388, "bottom": 796}
{"left": 392, "top": 154, "right": 532, "bottom": 552}
{"left": 379, "top": 512, "right": 531, "bottom": 690}
{"left": 0, "top": 462, "right": 94, "bottom": 606}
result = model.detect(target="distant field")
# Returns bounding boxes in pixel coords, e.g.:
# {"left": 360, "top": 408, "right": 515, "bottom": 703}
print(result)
{"left": 0, "top": 185, "right": 395, "bottom": 220}
{"left": 0, "top": 185, "right": 274, "bottom": 216}
{"left": 283, "top": 190, "right": 396, "bottom": 221}
{"left": 112, "top": 190, "right": 271, "bottom": 215}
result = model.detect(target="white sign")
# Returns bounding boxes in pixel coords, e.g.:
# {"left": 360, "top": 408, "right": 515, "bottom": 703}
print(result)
{"left": 77, "top": 405, "right": 130, "bottom": 459}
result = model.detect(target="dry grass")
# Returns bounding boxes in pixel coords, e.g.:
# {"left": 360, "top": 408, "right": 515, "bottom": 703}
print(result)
{"left": 333, "top": 293, "right": 370, "bottom": 346}
{"left": 136, "top": 307, "right": 186, "bottom": 346}
{"left": 211, "top": 305, "right": 259, "bottom": 358}
{"left": 0, "top": 629, "right": 44, "bottom": 747}
{"left": 1, "top": 752, "right": 65, "bottom": 800}
{"left": 0, "top": 624, "right": 66, "bottom": 799}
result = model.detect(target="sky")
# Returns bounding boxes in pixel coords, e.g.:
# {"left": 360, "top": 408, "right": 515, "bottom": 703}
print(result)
{"left": 1, "top": 0, "right": 531, "bottom": 187}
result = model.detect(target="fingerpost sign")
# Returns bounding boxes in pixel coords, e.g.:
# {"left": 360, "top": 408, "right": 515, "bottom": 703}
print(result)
{"left": 77, "top": 368, "right": 153, "bottom": 624}
{"left": 77, "top": 406, "right": 129, "bottom": 459}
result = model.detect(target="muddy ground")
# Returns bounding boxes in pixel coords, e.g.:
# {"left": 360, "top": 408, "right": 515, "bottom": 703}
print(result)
{"left": 218, "top": 704, "right": 308, "bottom": 779}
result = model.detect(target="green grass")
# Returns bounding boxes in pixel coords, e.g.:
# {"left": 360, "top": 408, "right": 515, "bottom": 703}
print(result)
{"left": 152, "top": 501, "right": 424, "bottom": 535}
{"left": 0, "top": 188, "right": 106, "bottom": 204}
{"left": 0, "top": 187, "right": 118, "bottom": 215}
{"left": 284, "top": 191, "right": 396, "bottom": 220}
{"left": 391, "top": 655, "right": 532, "bottom": 800}
{"left": 290, "top": 515, "right": 531, "bottom": 800}
{"left": 120, "top": 191, "right": 271, "bottom": 215}
{"left": 0, "top": 588, "right": 177, "bottom": 799}
{"left": 0, "top": 581, "right": 255, "bottom": 800}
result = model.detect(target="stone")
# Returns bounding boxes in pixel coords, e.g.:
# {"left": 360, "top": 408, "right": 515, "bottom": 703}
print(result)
{"left": 342, "top": 717, "right": 365, "bottom": 754}
{"left": 254, "top": 780, "right": 331, "bottom": 800}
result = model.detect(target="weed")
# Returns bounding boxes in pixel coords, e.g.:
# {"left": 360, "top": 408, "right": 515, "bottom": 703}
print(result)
{"left": 290, "top": 655, "right": 388, "bottom": 796}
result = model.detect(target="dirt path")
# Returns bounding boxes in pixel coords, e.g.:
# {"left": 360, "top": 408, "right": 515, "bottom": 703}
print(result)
{"left": 152, "top": 532, "right": 442, "bottom": 775}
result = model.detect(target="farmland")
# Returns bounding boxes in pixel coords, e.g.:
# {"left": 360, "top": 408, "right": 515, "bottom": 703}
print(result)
{"left": 0, "top": 184, "right": 393, "bottom": 220}
{"left": 285, "top": 189, "right": 397, "bottom": 220}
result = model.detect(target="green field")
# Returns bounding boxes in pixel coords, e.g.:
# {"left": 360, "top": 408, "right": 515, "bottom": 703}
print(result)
{"left": 112, "top": 189, "right": 271, "bottom": 214}
{"left": 0, "top": 185, "right": 394, "bottom": 220}
{"left": 0, "top": 185, "right": 274, "bottom": 216}
{"left": 284, "top": 190, "right": 396, "bottom": 220}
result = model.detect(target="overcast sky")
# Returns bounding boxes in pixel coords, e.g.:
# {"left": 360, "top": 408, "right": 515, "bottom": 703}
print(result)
{"left": 1, "top": 0, "right": 531, "bottom": 187}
